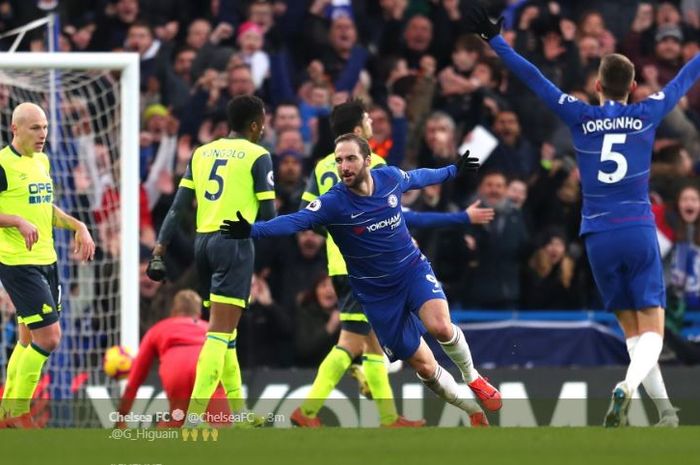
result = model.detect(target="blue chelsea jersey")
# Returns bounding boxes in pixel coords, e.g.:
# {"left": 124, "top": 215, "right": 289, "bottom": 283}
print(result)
{"left": 252, "top": 165, "right": 456, "bottom": 296}
{"left": 490, "top": 35, "right": 700, "bottom": 235}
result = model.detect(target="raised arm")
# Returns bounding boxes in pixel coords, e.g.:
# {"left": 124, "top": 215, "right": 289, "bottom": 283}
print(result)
{"left": 463, "top": 3, "right": 583, "bottom": 125}
{"left": 644, "top": 51, "right": 700, "bottom": 121}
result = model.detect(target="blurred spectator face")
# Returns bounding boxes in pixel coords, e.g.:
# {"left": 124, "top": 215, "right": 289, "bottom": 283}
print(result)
{"left": 544, "top": 236, "right": 566, "bottom": 264}
{"left": 315, "top": 275, "right": 337, "bottom": 310}
{"left": 683, "top": 41, "right": 700, "bottom": 63}
{"left": 452, "top": 47, "right": 479, "bottom": 73}
{"left": 174, "top": 49, "right": 196, "bottom": 78}
{"left": 146, "top": 114, "right": 167, "bottom": 136}
{"left": 310, "top": 85, "right": 331, "bottom": 107}
{"left": 493, "top": 111, "right": 521, "bottom": 146}
{"left": 472, "top": 62, "right": 495, "bottom": 88}
{"left": 227, "top": 65, "right": 255, "bottom": 96}
{"left": 249, "top": 1, "right": 274, "bottom": 32}
{"left": 631, "top": 83, "right": 654, "bottom": 102}
{"left": 404, "top": 15, "right": 432, "bottom": 53}
{"left": 478, "top": 172, "right": 507, "bottom": 207}
{"left": 424, "top": 115, "right": 455, "bottom": 153}
{"left": 656, "top": 2, "right": 681, "bottom": 26}
{"left": 656, "top": 37, "right": 682, "bottom": 62}
{"left": 276, "top": 129, "right": 304, "bottom": 153}
{"left": 579, "top": 12, "right": 605, "bottom": 37}
{"left": 277, "top": 154, "right": 302, "bottom": 185}
{"left": 116, "top": 0, "right": 139, "bottom": 23}
{"left": 330, "top": 16, "right": 357, "bottom": 54}
{"left": 679, "top": 187, "right": 700, "bottom": 224}
{"left": 297, "top": 230, "right": 324, "bottom": 260}
{"left": 578, "top": 36, "right": 600, "bottom": 62}
{"left": 369, "top": 107, "right": 391, "bottom": 141}
{"left": 238, "top": 22, "right": 264, "bottom": 54}
{"left": 186, "top": 19, "right": 211, "bottom": 49}
{"left": 274, "top": 105, "right": 302, "bottom": 132}
{"left": 126, "top": 25, "right": 153, "bottom": 55}
{"left": 507, "top": 179, "right": 528, "bottom": 209}
{"left": 139, "top": 262, "right": 161, "bottom": 298}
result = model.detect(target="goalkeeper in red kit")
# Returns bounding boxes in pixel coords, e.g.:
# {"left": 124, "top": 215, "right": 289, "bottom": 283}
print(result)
{"left": 116, "top": 290, "right": 241, "bottom": 427}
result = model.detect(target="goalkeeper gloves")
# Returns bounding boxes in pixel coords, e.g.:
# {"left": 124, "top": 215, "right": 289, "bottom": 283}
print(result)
{"left": 463, "top": 2, "right": 504, "bottom": 41}
{"left": 220, "top": 211, "right": 252, "bottom": 239}
{"left": 146, "top": 255, "right": 167, "bottom": 282}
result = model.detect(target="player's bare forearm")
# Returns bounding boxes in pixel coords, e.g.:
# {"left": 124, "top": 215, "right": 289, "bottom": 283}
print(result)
{"left": 52, "top": 205, "right": 86, "bottom": 231}
{"left": 0, "top": 213, "right": 22, "bottom": 228}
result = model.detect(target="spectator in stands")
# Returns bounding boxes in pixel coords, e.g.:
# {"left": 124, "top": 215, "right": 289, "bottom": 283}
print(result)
{"left": 461, "top": 171, "right": 530, "bottom": 309}
{"left": 89, "top": 0, "right": 139, "bottom": 51}
{"left": 368, "top": 96, "right": 408, "bottom": 167}
{"left": 522, "top": 228, "right": 581, "bottom": 309}
{"left": 483, "top": 110, "right": 539, "bottom": 178}
{"left": 274, "top": 150, "right": 305, "bottom": 215}
{"left": 294, "top": 273, "right": 340, "bottom": 367}
{"left": 235, "top": 21, "right": 269, "bottom": 90}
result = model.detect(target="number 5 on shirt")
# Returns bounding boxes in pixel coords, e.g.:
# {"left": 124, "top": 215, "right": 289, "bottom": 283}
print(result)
{"left": 205, "top": 159, "right": 228, "bottom": 200}
{"left": 598, "top": 134, "right": 628, "bottom": 184}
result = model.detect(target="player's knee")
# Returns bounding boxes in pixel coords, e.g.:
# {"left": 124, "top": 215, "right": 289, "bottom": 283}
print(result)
{"left": 428, "top": 319, "right": 454, "bottom": 343}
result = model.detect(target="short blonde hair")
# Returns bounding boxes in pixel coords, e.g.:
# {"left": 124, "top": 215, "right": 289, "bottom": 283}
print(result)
{"left": 172, "top": 289, "right": 202, "bottom": 317}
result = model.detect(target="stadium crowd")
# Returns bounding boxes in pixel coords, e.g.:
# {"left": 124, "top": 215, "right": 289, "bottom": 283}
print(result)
{"left": 2, "top": 0, "right": 700, "bottom": 367}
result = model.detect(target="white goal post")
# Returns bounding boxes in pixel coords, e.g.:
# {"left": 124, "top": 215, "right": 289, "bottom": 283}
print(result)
{"left": 0, "top": 53, "right": 140, "bottom": 351}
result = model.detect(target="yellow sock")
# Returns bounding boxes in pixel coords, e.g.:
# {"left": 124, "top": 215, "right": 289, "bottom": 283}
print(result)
{"left": 186, "top": 332, "right": 229, "bottom": 421}
{"left": 12, "top": 343, "right": 49, "bottom": 417}
{"left": 221, "top": 329, "right": 245, "bottom": 413}
{"left": 363, "top": 353, "right": 398, "bottom": 425}
{"left": 1, "top": 343, "right": 27, "bottom": 417}
{"left": 301, "top": 346, "right": 352, "bottom": 418}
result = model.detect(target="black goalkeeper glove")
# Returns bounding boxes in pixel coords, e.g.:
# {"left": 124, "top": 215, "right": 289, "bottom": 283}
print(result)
{"left": 220, "top": 211, "right": 252, "bottom": 239}
{"left": 463, "top": 2, "right": 504, "bottom": 41}
{"left": 146, "top": 255, "right": 167, "bottom": 282}
{"left": 454, "top": 149, "right": 480, "bottom": 179}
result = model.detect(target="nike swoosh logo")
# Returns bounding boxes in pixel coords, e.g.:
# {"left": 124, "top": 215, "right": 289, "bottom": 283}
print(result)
{"left": 351, "top": 212, "right": 365, "bottom": 219}
{"left": 432, "top": 289, "right": 442, "bottom": 293}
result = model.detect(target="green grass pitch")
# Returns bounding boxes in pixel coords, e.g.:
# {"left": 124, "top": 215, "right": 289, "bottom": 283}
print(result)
{"left": 1, "top": 428, "right": 699, "bottom": 465}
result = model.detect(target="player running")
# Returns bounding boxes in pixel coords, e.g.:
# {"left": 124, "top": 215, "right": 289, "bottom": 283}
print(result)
{"left": 293, "top": 99, "right": 495, "bottom": 427}
{"left": 463, "top": 2, "right": 695, "bottom": 427}
{"left": 221, "top": 134, "right": 502, "bottom": 424}
{"left": 147, "top": 95, "right": 275, "bottom": 427}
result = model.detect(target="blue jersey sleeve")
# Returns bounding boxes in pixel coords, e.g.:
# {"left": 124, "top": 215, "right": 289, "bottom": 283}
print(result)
{"left": 640, "top": 52, "right": 700, "bottom": 123}
{"left": 404, "top": 209, "right": 470, "bottom": 228}
{"left": 489, "top": 35, "right": 586, "bottom": 126}
{"left": 251, "top": 194, "right": 339, "bottom": 238}
{"left": 391, "top": 166, "right": 456, "bottom": 192}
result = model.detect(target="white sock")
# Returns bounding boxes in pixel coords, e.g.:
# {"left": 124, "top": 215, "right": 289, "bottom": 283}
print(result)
{"left": 624, "top": 332, "right": 663, "bottom": 393}
{"left": 626, "top": 336, "right": 674, "bottom": 417}
{"left": 418, "top": 365, "right": 482, "bottom": 414}
{"left": 438, "top": 324, "right": 479, "bottom": 383}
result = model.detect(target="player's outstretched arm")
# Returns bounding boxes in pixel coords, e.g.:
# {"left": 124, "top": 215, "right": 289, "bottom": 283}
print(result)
{"left": 221, "top": 197, "right": 337, "bottom": 240}
{"left": 404, "top": 200, "right": 494, "bottom": 228}
{"left": 52, "top": 205, "right": 95, "bottom": 262}
{"left": 463, "top": 2, "right": 580, "bottom": 124}
{"left": 399, "top": 150, "right": 479, "bottom": 191}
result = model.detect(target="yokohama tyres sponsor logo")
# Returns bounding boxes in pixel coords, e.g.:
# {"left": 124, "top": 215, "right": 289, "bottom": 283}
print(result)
{"left": 365, "top": 213, "right": 402, "bottom": 232}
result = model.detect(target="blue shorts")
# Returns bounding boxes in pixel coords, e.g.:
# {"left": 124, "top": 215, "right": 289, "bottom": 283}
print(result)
{"left": 585, "top": 227, "right": 666, "bottom": 312}
{"left": 353, "top": 260, "right": 446, "bottom": 361}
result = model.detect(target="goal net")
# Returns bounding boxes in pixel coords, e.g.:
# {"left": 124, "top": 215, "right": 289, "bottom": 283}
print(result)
{"left": 0, "top": 54, "right": 139, "bottom": 426}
